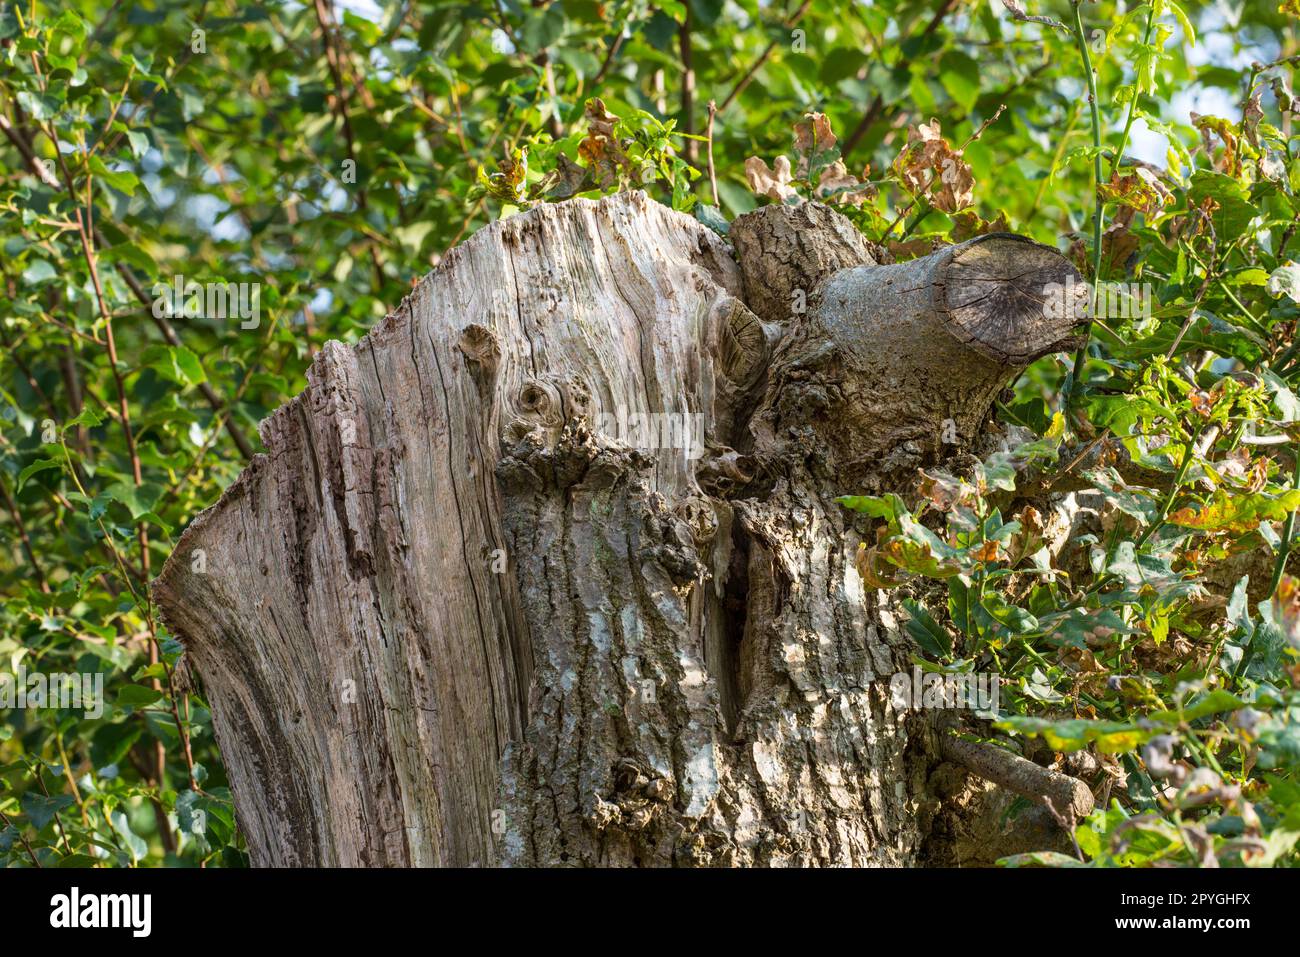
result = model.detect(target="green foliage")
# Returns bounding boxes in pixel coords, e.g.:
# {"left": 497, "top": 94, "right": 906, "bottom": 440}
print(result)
{"left": 0, "top": 0, "right": 1298, "bottom": 867}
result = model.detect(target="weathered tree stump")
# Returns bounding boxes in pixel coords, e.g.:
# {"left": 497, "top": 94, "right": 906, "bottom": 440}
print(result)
{"left": 154, "top": 191, "right": 1085, "bottom": 866}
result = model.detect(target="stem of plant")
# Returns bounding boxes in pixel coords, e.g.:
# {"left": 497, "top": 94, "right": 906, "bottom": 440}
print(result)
{"left": 1267, "top": 446, "right": 1300, "bottom": 598}
{"left": 1135, "top": 422, "right": 1205, "bottom": 550}
{"left": 1067, "top": 0, "right": 1106, "bottom": 410}
{"left": 900, "top": 202, "right": 933, "bottom": 240}
{"left": 1109, "top": 2, "right": 1156, "bottom": 180}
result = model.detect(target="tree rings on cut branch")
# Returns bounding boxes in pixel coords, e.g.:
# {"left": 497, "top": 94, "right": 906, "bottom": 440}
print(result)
{"left": 931, "top": 233, "right": 1087, "bottom": 366}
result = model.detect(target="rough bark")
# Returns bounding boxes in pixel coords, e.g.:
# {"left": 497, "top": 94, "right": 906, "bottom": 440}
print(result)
{"left": 154, "top": 192, "right": 1086, "bottom": 867}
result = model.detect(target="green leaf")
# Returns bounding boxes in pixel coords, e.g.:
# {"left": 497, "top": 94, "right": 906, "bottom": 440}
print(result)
{"left": 103, "top": 481, "right": 163, "bottom": 520}
{"left": 1264, "top": 368, "right": 1300, "bottom": 422}
{"left": 1267, "top": 262, "right": 1300, "bottom": 302}
{"left": 938, "top": 50, "right": 981, "bottom": 112}
{"left": 902, "top": 599, "right": 952, "bottom": 658}
{"left": 176, "top": 789, "right": 205, "bottom": 834}
{"left": 694, "top": 203, "right": 729, "bottom": 235}
{"left": 101, "top": 241, "right": 156, "bottom": 274}
{"left": 998, "top": 850, "right": 1089, "bottom": 868}
{"left": 20, "top": 792, "right": 74, "bottom": 831}
{"left": 1165, "top": 0, "right": 1196, "bottom": 46}
{"left": 22, "top": 259, "right": 56, "bottom": 284}
{"left": 15, "top": 89, "right": 59, "bottom": 121}
{"left": 143, "top": 344, "right": 206, "bottom": 387}
{"left": 109, "top": 809, "right": 147, "bottom": 863}
{"left": 125, "top": 129, "right": 150, "bottom": 159}
{"left": 1187, "top": 171, "right": 1258, "bottom": 239}
{"left": 16, "top": 457, "right": 62, "bottom": 490}
{"left": 836, "top": 493, "right": 908, "bottom": 522}
{"left": 65, "top": 406, "right": 104, "bottom": 429}
{"left": 1227, "top": 267, "right": 1269, "bottom": 286}
{"left": 1151, "top": 690, "right": 1245, "bottom": 723}
{"left": 981, "top": 593, "right": 1038, "bottom": 634}
{"left": 393, "top": 221, "right": 435, "bottom": 255}
{"left": 115, "top": 684, "right": 163, "bottom": 708}
{"left": 88, "top": 155, "right": 140, "bottom": 196}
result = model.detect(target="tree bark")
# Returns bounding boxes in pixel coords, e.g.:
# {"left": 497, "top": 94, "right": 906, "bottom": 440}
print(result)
{"left": 154, "top": 191, "right": 1085, "bottom": 867}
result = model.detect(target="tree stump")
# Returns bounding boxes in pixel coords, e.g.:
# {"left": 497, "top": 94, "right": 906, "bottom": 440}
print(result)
{"left": 154, "top": 191, "right": 1085, "bottom": 866}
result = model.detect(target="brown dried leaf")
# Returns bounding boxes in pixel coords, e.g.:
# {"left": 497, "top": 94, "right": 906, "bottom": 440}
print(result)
{"left": 1260, "top": 149, "right": 1288, "bottom": 182}
{"left": 887, "top": 238, "right": 937, "bottom": 261}
{"left": 916, "top": 468, "right": 972, "bottom": 509}
{"left": 1000, "top": 0, "right": 1068, "bottom": 31}
{"left": 1192, "top": 112, "right": 1240, "bottom": 174}
{"left": 1274, "top": 574, "right": 1300, "bottom": 648}
{"left": 541, "top": 153, "right": 592, "bottom": 201}
{"left": 1188, "top": 388, "right": 1215, "bottom": 418}
{"left": 932, "top": 149, "right": 975, "bottom": 213}
{"left": 892, "top": 118, "right": 946, "bottom": 193}
{"left": 793, "top": 112, "right": 837, "bottom": 159}
{"left": 744, "top": 155, "right": 800, "bottom": 203}
{"left": 1020, "top": 505, "right": 1045, "bottom": 539}
{"left": 578, "top": 98, "right": 631, "bottom": 187}
{"left": 892, "top": 119, "right": 975, "bottom": 213}
{"left": 815, "top": 160, "right": 875, "bottom": 206}
{"left": 584, "top": 97, "right": 619, "bottom": 139}
{"left": 855, "top": 542, "right": 899, "bottom": 589}
{"left": 1243, "top": 89, "right": 1264, "bottom": 148}
{"left": 1100, "top": 223, "right": 1140, "bottom": 276}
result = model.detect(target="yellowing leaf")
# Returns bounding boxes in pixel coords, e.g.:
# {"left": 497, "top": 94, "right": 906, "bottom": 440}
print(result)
{"left": 1097, "top": 167, "right": 1173, "bottom": 215}
{"left": 1168, "top": 490, "right": 1300, "bottom": 533}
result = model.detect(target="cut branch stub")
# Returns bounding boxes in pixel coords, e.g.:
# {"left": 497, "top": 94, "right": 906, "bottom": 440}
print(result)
{"left": 932, "top": 232, "right": 1087, "bottom": 366}
{"left": 753, "top": 230, "right": 1085, "bottom": 488}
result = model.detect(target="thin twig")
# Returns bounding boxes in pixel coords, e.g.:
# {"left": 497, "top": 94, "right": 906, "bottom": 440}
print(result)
{"left": 0, "top": 472, "right": 49, "bottom": 592}
{"left": 705, "top": 101, "right": 719, "bottom": 206}
{"left": 0, "top": 809, "right": 41, "bottom": 867}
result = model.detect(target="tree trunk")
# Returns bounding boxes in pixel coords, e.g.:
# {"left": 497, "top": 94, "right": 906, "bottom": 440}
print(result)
{"left": 153, "top": 191, "right": 1084, "bottom": 867}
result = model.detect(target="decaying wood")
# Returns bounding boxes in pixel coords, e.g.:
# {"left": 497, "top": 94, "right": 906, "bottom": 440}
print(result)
{"left": 155, "top": 192, "right": 1086, "bottom": 867}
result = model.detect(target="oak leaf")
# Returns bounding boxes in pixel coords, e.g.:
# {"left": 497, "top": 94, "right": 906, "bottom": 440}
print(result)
{"left": 744, "top": 155, "right": 800, "bottom": 203}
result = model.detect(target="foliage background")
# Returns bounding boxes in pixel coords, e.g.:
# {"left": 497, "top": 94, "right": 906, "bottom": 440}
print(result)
{"left": 0, "top": 0, "right": 1297, "bottom": 866}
